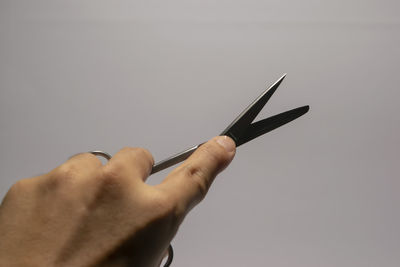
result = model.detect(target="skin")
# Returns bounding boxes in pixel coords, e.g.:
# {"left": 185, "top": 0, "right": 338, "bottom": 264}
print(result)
{"left": 0, "top": 136, "right": 235, "bottom": 267}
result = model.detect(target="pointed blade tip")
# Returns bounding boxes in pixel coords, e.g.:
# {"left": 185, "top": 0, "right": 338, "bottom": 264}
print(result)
{"left": 275, "top": 73, "right": 287, "bottom": 83}
{"left": 296, "top": 105, "right": 310, "bottom": 116}
{"left": 267, "top": 73, "right": 286, "bottom": 91}
{"left": 276, "top": 73, "right": 287, "bottom": 83}
{"left": 266, "top": 73, "right": 286, "bottom": 87}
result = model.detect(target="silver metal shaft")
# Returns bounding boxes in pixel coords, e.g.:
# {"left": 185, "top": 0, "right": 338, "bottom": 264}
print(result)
{"left": 151, "top": 144, "right": 201, "bottom": 174}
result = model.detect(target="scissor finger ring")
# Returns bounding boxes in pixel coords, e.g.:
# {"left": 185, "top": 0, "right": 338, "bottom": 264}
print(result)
{"left": 90, "top": 150, "right": 112, "bottom": 161}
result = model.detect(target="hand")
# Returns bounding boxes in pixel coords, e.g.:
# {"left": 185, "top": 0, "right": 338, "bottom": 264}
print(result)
{"left": 0, "top": 136, "right": 235, "bottom": 267}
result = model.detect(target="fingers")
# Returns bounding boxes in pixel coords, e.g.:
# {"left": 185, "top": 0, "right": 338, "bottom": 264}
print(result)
{"left": 103, "top": 147, "right": 154, "bottom": 183}
{"left": 43, "top": 148, "right": 154, "bottom": 191}
{"left": 157, "top": 136, "right": 236, "bottom": 215}
{"left": 35, "top": 152, "right": 104, "bottom": 195}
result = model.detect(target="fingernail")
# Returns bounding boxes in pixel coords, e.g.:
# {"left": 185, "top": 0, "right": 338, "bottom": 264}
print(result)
{"left": 216, "top": 136, "right": 236, "bottom": 153}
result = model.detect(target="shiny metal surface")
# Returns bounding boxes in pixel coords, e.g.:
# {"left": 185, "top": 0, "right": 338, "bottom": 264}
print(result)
{"left": 150, "top": 75, "right": 309, "bottom": 174}
{"left": 151, "top": 144, "right": 200, "bottom": 174}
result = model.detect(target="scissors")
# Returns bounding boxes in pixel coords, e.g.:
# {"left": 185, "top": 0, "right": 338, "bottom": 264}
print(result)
{"left": 90, "top": 74, "right": 309, "bottom": 266}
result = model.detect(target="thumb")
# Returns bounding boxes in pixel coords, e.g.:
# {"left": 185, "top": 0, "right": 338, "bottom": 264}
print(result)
{"left": 158, "top": 136, "right": 236, "bottom": 214}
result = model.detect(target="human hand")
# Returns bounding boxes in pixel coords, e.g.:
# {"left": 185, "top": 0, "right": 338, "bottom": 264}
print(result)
{"left": 0, "top": 136, "right": 235, "bottom": 267}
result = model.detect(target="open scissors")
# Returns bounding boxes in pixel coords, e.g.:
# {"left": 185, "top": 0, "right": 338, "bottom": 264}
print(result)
{"left": 150, "top": 73, "right": 309, "bottom": 174}
{"left": 91, "top": 73, "right": 309, "bottom": 266}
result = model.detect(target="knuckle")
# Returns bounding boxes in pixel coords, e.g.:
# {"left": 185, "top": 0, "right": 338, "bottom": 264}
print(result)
{"left": 52, "top": 163, "right": 78, "bottom": 184}
{"left": 100, "top": 164, "right": 124, "bottom": 187}
{"left": 120, "top": 147, "right": 154, "bottom": 166}
{"left": 133, "top": 147, "right": 154, "bottom": 165}
{"left": 120, "top": 146, "right": 135, "bottom": 153}
{"left": 6, "top": 180, "right": 27, "bottom": 199}
{"left": 81, "top": 152, "right": 102, "bottom": 164}
{"left": 184, "top": 165, "right": 209, "bottom": 199}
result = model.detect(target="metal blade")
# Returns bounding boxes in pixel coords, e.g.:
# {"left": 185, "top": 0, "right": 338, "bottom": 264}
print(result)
{"left": 151, "top": 105, "right": 309, "bottom": 174}
{"left": 235, "top": 105, "right": 309, "bottom": 146}
{"left": 220, "top": 74, "right": 286, "bottom": 144}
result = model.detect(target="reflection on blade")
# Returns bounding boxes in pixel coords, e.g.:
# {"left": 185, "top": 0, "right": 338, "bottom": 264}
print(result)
{"left": 220, "top": 74, "right": 286, "bottom": 143}
{"left": 151, "top": 144, "right": 200, "bottom": 175}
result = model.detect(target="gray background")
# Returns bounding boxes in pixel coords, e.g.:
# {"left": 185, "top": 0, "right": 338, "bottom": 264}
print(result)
{"left": 1, "top": 1, "right": 399, "bottom": 266}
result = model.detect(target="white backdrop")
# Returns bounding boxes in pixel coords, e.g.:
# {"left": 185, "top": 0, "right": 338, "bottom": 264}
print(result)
{"left": 1, "top": 1, "right": 399, "bottom": 266}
